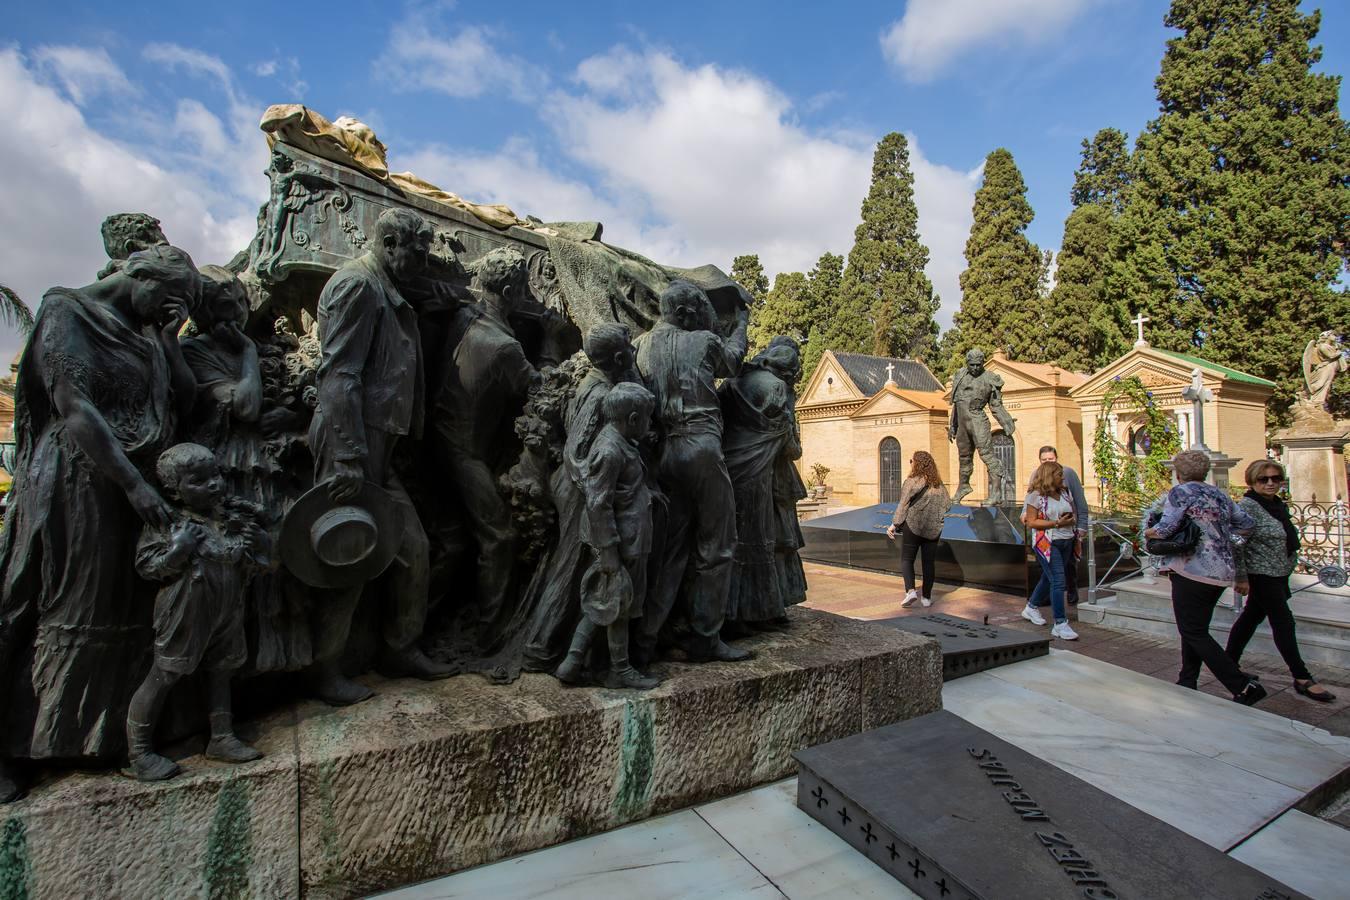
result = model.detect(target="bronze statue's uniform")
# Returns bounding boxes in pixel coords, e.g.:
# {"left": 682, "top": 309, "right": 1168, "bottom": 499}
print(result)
{"left": 949, "top": 365, "right": 1015, "bottom": 500}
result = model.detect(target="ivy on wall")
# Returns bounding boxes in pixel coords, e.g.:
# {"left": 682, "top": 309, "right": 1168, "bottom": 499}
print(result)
{"left": 1092, "top": 375, "right": 1180, "bottom": 513}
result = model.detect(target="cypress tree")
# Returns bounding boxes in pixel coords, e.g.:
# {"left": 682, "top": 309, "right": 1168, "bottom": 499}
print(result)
{"left": 748, "top": 270, "right": 810, "bottom": 354}
{"left": 799, "top": 251, "right": 844, "bottom": 387}
{"left": 1108, "top": 0, "right": 1350, "bottom": 419}
{"left": 1043, "top": 128, "right": 1134, "bottom": 371}
{"left": 950, "top": 148, "right": 1044, "bottom": 362}
{"left": 730, "top": 254, "right": 769, "bottom": 306}
{"left": 828, "top": 133, "right": 939, "bottom": 362}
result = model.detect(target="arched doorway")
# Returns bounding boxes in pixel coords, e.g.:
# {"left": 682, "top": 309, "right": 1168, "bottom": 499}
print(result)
{"left": 879, "top": 437, "right": 902, "bottom": 502}
{"left": 992, "top": 431, "right": 1016, "bottom": 488}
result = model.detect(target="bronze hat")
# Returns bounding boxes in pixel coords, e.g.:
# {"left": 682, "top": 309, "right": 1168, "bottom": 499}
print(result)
{"left": 280, "top": 481, "right": 402, "bottom": 589}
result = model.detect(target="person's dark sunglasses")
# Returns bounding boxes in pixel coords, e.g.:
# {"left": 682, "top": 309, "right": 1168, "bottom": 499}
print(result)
{"left": 1254, "top": 475, "right": 1284, "bottom": 484}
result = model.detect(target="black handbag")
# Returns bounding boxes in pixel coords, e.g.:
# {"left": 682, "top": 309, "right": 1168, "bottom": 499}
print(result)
{"left": 1144, "top": 508, "right": 1201, "bottom": 556}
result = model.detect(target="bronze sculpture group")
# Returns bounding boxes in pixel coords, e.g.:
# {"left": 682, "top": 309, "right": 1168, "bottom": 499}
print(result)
{"left": 0, "top": 207, "right": 808, "bottom": 802}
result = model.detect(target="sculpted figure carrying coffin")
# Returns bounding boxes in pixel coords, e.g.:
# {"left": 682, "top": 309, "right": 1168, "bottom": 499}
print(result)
{"left": 294, "top": 207, "right": 452, "bottom": 706}
{"left": 0, "top": 245, "right": 201, "bottom": 802}
{"left": 634, "top": 281, "right": 751, "bottom": 664}
{"left": 948, "top": 348, "right": 1016, "bottom": 505}
{"left": 434, "top": 246, "right": 568, "bottom": 644}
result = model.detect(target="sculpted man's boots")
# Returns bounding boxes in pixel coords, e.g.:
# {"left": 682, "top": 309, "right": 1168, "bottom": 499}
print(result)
{"left": 305, "top": 659, "right": 375, "bottom": 707}
{"left": 126, "top": 717, "right": 181, "bottom": 782}
{"left": 378, "top": 644, "right": 455, "bottom": 680}
{"left": 554, "top": 619, "right": 596, "bottom": 685}
{"left": 605, "top": 625, "right": 659, "bottom": 691}
{"left": 204, "top": 712, "right": 263, "bottom": 764}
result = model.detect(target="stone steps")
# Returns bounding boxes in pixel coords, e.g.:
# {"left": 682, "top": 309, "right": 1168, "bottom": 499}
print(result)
{"left": 1079, "top": 574, "right": 1350, "bottom": 668}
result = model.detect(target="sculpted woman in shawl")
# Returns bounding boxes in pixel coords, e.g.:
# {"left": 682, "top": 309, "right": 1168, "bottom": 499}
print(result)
{"left": 0, "top": 245, "right": 200, "bottom": 802}
{"left": 720, "top": 343, "right": 798, "bottom": 629}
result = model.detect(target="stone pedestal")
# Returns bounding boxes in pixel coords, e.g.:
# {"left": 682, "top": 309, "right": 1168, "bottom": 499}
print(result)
{"left": 0, "top": 607, "right": 941, "bottom": 899}
{"left": 1275, "top": 428, "right": 1349, "bottom": 502}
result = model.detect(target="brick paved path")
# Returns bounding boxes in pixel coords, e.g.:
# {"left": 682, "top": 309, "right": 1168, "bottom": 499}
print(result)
{"left": 800, "top": 562, "right": 1350, "bottom": 738}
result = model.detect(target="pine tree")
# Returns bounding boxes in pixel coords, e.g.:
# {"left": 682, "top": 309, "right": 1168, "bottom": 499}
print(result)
{"left": 827, "top": 133, "right": 939, "bottom": 363}
{"left": 949, "top": 148, "right": 1044, "bottom": 363}
{"left": 1108, "top": 0, "right": 1350, "bottom": 420}
{"left": 1042, "top": 128, "right": 1134, "bottom": 372}
{"left": 799, "top": 251, "right": 844, "bottom": 387}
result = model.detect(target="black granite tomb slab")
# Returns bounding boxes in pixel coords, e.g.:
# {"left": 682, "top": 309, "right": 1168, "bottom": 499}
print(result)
{"left": 871, "top": 613, "right": 1048, "bottom": 680}
{"left": 795, "top": 710, "right": 1306, "bottom": 900}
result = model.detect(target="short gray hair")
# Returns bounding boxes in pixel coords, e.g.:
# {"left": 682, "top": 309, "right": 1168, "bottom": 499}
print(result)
{"left": 1172, "top": 449, "right": 1211, "bottom": 483}
{"left": 477, "top": 247, "right": 527, "bottom": 293}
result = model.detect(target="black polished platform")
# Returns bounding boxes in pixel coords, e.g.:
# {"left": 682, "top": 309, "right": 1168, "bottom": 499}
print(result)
{"left": 795, "top": 710, "right": 1305, "bottom": 900}
{"left": 800, "top": 503, "right": 1035, "bottom": 593}
{"left": 871, "top": 613, "right": 1048, "bottom": 680}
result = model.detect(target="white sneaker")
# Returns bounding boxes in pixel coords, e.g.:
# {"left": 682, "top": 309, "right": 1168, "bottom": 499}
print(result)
{"left": 920, "top": 596, "right": 933, "bottom": 607}
{"left": 1051, "top": 622, "right": 1079, "bottom": 641}
{"left": 1021, "top": 605, "right": 1047, "bottom": 626}
{"left": 900, "top": 590, "right": 920, "bottom": 608}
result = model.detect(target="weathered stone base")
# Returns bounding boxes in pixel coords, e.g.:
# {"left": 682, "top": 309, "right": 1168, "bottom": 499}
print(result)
{"left": 0, "top": 607, "right": 941, "bottom": 898}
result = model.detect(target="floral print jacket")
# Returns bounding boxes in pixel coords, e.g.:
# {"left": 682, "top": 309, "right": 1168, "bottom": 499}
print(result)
{"left": 1154, "top": 481, "right": 1254, "bottom": 587}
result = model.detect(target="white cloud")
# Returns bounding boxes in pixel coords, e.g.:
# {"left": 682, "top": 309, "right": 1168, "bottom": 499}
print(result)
{"left": 881, "top": 0, "right": 1099, "bottom": 82}
{"left": 252, "top": 59, "right": 278, "bottom": 77}
{"left": 32, "top": 45, "right": 136, "bottom": 106}
{"left": 0, "top": 46, "right": 267, "bottom": 360}
{"left": 537, "top": 47, "right": 978, "bottom": 327}
{"left": 376, "top": 15, "right": 544, "bottom": 102}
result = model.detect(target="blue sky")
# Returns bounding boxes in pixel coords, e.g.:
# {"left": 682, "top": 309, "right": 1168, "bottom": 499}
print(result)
{"left": 2, "top": 0, "right": 1346, "bottom": 362}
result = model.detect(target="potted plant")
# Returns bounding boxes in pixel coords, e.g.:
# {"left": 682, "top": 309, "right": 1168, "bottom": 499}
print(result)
{"left": 808, "top": 462, "right": 831, "bottom": 500}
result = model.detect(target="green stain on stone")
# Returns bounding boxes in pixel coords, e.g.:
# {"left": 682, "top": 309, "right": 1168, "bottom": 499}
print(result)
{"left": 613, "top": 700, "right": 655, "bottom": 819}
{"left": 203, "top": 778, "right": 253, "bottom": 900}
{"left": 0, "top": 818, "right": 31, "bottom": 900}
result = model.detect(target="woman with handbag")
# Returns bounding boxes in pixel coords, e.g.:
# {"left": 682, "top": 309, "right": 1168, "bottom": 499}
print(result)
{"left": 1229, "top": 460, "right": 1335, "bottom": 702}
{"left": 1145, "top": 449, "right": 1263, "bottom": 704}
{"left": 885, "top": 451, "right": 950, "bottom": 607}
{"left": 1020, "top": 462, "right": 1079, "bottom": 640}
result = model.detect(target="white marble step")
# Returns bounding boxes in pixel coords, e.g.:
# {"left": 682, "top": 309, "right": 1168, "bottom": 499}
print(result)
{"left": 1230, "top": 809, "right": 1350, "bottom": 900}
{"left": 1080, "top": 575, "right": 1350, "bottom": 668}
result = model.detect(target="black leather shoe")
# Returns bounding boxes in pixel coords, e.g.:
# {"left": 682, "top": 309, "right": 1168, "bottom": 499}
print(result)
{"left": 1232, "top": 680, "right": 1267, "bottom": 707}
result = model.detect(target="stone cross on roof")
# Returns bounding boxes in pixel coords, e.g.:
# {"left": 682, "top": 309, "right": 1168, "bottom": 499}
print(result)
{"left": 1180, "top": 367, "right": 1214, "bottom": 452}
{"left": 1132, "top": 312, "right": 1150, "bottom": 347}
{"left": 884, "top": 362, "right": 896, "bottom": 385}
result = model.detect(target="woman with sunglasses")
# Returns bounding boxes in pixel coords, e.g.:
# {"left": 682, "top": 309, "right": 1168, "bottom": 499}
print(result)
{"left": 1228, "top": 460, "right": 1336, "bottom": 702}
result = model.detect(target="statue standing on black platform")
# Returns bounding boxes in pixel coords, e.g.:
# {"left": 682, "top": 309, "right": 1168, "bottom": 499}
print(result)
{"left": 948, "top": 349, "right": 1016, "bottom": 505}
{"left": 634, "top": 281, "right": 751, "bottom": 664}
{"left": 299, "top": 207, "right": 452, "bottom": 706}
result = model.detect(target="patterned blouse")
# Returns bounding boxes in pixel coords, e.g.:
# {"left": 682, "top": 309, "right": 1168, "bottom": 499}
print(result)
{"left": 1153, "top": 481, "right": 1254, "bottom": 587}
{"left": 1233, "top": 497, "right": 1298, "bottom": 579}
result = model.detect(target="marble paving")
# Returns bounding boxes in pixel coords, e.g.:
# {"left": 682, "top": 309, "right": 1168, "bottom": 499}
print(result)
{"left": 377, "top": 647, "right": 1350, "bottom": 900}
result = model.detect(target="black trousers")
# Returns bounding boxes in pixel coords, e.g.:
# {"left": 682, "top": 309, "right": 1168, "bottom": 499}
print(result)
{"left": 1226, "top": 573, "right": 1312, "bottom": 681}
{"left": 899, "top": 525, "right": 938, "bottom": 599}
{"left": 1171, "top": 573, "right": 1249, "bottom": 694}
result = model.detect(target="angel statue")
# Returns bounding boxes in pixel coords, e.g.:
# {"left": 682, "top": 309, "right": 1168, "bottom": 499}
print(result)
{"left": 1301, "top": 331, "right": 1347, "bottom": 410}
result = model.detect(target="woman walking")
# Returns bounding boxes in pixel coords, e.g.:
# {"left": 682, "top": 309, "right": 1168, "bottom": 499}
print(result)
{"left": 886, "top": 451, "right": 950, "bottom": 608}
{"left": 1146, "top": 450, "right": 1264, "bottom": 705}
{"left": 1020, "top": 462, "right": 1079, "bottom": 640}
{"left": 1229, "top": 460, "right": 1335, "bottom": 702}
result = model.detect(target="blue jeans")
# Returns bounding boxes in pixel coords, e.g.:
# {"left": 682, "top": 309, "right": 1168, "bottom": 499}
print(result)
{"left": 1028, "top": 538, "right": 1075, "bottom": 624}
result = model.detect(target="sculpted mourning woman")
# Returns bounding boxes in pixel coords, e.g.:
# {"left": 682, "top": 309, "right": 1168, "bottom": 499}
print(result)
{"left": 0, "top": 245, "right": 200, "bottom": 802}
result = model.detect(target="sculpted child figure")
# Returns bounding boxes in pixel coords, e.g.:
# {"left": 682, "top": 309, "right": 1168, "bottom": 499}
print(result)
{"left": 555, "top": 382, "right": 661, "bottom": 690}
{"left": 126, "top": 443, "right": 269, "bottom": 781}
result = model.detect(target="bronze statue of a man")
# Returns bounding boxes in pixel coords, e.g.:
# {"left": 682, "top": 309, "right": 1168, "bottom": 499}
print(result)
{"left": 948, "top": 349, "right": 1016, "bottom": 504}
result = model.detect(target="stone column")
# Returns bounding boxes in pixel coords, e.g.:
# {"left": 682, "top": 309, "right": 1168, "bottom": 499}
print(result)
{"left": 1275, "top": 430, "right": 1350, "bottom": 503}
